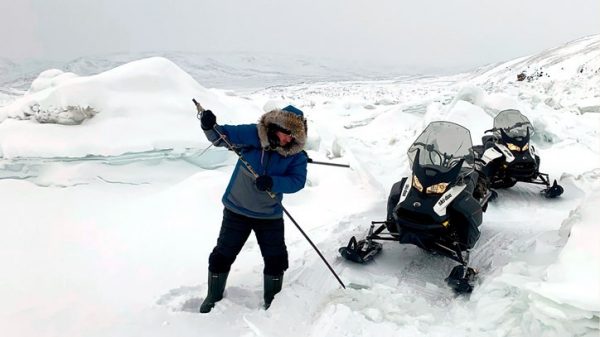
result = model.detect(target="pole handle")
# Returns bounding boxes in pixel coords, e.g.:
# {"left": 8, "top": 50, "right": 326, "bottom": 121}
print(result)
{"left": 193, "top": 98, "right": 206, "bottom": 121}
{"left": 192, "top": 98, "right": 205, "bottom": 112}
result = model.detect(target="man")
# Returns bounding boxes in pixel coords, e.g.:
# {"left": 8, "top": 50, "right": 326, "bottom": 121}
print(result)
{"left": 198, "top": 105, "right": 308, "bottom": 313}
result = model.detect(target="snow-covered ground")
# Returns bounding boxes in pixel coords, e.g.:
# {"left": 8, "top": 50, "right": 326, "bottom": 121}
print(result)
{"left": 0, "top": 35, "right": 598, "bottom": 337}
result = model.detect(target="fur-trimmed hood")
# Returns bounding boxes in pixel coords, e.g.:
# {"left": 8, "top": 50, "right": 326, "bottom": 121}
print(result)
{"left": 257, "top": 106, "right": 307, "bottom": 157}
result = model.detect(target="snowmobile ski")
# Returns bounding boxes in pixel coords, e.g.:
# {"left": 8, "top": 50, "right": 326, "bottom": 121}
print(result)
{"left": 445, "top": 264, "right": 478, "bottom": 294}
{"left": 339, "top": 236, "right": 382, "bottom": 263}
{"left": 542, "top": 179, "right": 564, "bottom": 198}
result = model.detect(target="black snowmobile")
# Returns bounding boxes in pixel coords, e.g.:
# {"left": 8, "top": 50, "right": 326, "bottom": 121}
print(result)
{"left": 339, "top": 122, "right": 493, "bottom": 294}
{"left": 473, "top": 109, "right": 564, "bottom": 198}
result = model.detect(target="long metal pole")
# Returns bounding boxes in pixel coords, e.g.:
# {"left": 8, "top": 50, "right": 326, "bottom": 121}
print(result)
{"left": 193, "top": 99, "right": 346, "bottom": 289}
{"left": 307, "top": 158, "right": 350, "bottom": 168}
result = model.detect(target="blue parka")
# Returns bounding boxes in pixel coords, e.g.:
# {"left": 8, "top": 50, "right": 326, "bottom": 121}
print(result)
{"left": 203, "top": 106, "right": 308, "bottom": 219}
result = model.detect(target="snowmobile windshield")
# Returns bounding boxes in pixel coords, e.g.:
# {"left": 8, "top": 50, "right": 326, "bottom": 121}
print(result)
{"left": 407, "top": 122, "right": 474, "bottom": 170}
{"left": 493, "top": 109, "right": 533, "bottom": 137}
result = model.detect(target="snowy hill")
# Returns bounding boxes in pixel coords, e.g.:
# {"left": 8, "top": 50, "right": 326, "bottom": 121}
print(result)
{"left": 0, "top": 57, "right": 239, "bottom": 158}
{"left": 469, "top": 34, "right": 600, "bottom": 114}
{"left": 0, "top": 57, "right": 63, "bottom": 92}
{"left": 0, "top": 36, "right": 599, "bottom": 337}
{"left": 0, "top": 51, "right": 412, "bottom": 92}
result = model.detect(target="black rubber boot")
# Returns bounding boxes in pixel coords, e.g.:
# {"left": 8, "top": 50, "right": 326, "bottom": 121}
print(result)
{"left": 263, "top": 273, "right": 284, "bottom": 310}
{"left": 199, "top": 271, "right": 229, "bottom": 313}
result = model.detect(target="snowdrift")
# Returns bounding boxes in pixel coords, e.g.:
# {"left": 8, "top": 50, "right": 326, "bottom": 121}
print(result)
{"left": 0, "top": 57, "right": 249, "bottom": 158}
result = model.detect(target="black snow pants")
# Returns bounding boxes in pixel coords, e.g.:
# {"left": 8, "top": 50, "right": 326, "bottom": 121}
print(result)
{"left": 208, "top": 208, "right": 288, "bottom": 276}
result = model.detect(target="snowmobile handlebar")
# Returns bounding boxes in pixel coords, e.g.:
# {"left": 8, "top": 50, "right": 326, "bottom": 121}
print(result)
{"left": 410, "top": 142, "right": 468, "bottom": 168}
{"left": 484, "top": 121, "right": 532, "bottom": 134}
{"left": 410, "top": 142, "right": 449, "bottom": 160}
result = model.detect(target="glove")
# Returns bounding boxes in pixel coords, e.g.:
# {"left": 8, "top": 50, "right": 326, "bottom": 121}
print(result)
{"left": 255, "top": 175, "right": 273, "bottom": 191}
{"left": 200, "top": 110, "right": 216, "bottom": 130}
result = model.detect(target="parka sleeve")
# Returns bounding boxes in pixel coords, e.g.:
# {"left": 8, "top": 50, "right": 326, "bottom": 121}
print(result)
{"left": 203, "top": 124, "right": 261, "bottom": 149}
{"left": 271, "top": 153, "right": 308, "bottom": 194}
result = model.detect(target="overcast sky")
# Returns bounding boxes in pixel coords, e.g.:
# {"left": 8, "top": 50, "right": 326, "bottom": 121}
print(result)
{"left": 1, "top": 0, "right": 599, "bottom": 71}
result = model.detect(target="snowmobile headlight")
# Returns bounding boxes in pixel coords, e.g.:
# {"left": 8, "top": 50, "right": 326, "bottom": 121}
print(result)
{"left": 426, "top": 182, "right": 449, "bottom": 194}
{"left": 521, "top": 143, "right": 529, "bottom": 152}
{"left": 412, "top": 175, "right": 423, "bottom": 192}
{"left": 507, "top": 143, "right": 520, "bottom": 151}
